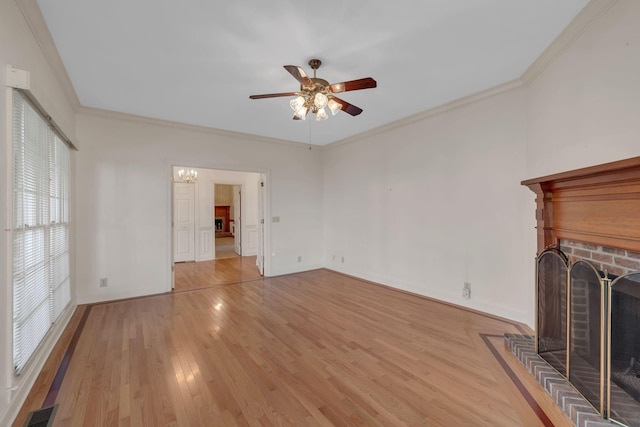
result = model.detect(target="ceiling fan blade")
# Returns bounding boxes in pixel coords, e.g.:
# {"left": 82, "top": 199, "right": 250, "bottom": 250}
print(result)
{"left": 249, "top": 92, "right": 298, "bottom": 100}
{"left": 328, "top": 77, "right": 377, "bottom": 94}
{"left": 284, "top": 65, "right": 314, "bottom": 88}
{"left": 331, "top": 97, "right": 363, "bottom": 116}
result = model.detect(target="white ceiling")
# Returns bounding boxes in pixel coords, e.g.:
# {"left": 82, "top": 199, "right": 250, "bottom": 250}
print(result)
{"left": 36, "top": 0, "right": 589, "bottom": 146}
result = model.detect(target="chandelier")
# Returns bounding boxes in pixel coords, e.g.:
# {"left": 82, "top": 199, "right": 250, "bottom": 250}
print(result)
{"left": 177, "top": 168, "right": 198, "bottom": 183}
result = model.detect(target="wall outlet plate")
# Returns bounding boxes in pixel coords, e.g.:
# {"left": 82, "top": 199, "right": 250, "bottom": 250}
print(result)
{"left": 463, "top": 282, "right": 471, "bottom": 299}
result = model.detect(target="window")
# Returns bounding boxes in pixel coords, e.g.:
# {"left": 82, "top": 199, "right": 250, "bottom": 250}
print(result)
{"left": 12, "top": 89, "right": 71, "bottom": 374}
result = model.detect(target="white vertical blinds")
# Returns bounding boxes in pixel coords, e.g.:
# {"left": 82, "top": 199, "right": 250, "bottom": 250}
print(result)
{"left": 12, "top": 90, "right": 71, "bottom": 374}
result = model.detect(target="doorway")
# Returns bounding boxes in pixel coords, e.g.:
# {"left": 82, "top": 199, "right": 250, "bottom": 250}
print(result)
{"left": 214, "top": 184, "right": 241, "bottom": 259}
{"left": 171, "top": 167, "right": 266, "bottom": 290}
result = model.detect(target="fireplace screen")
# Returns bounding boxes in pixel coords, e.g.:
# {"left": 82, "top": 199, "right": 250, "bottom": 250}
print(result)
{"left": 609, "top": 272, "right": 640, "bottom": 427}
{"left": 569, "top": 261, "right": 605, "bottom": 414}
{"left": 537, "top": 249, "right": 569, "bottom": 375}
{"left": 536, "top": 247, "right": 640, "bottom": 426}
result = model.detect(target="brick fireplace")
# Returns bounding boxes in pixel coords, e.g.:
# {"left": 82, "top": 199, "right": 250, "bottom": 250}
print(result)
{"left": 521, "top": 156, "right": 640, "bottom": 427}
{"left": 560, "top": 240, "right": 640, "bottom": 278}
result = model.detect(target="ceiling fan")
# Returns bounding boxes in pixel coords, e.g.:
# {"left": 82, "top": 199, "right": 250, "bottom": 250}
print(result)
{"left": 249, "top": 59, "right": 377, "bottom": 121}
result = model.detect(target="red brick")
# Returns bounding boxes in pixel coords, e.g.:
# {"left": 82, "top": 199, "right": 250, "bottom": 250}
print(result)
{"left": 560, "top": 245, "right": 573, "bottom": 255}
{"left": 605, "top": 265, "right": 627, "bottom": 278}
{"left": 614, "top": 257, "right": 640, "bottom": 270}
{"left": 603, "top": 246, "right": 626, "bottom": 256}
{"left": 561, "top": 239, "right": 578, "bottom": 247}
{"left": 626, "top": 250, "right": 640, "bottom": 259}
{"left": 577, "top": 242, "right": 598, "bottom": 250}
{"left": 573, "top": 249, "right": 591, "bottom": 259}
{"left": 591, "top": 253, "right": 613, "bottom": 263}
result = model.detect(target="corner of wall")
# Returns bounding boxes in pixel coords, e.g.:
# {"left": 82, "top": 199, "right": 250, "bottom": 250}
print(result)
{"left": 520, "top": 0, "right": 618, "bottom": 86}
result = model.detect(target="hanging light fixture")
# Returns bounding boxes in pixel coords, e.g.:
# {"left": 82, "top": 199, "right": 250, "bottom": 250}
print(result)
{"left": 288, "top": 59, "right": 341, "bottom": 122}
{"left": 250, "top": 58, "right": 377, "bottom": 120}
{"left": 290, "top": 89, "right": 332, "bottom": 121}
{"left": 177, "top": 168, "right": 198, "bottom": 183}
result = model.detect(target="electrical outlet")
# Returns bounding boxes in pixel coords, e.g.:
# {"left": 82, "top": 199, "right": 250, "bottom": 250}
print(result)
{"left": 297, "top": 256, "right": 302, "bottom": 263}
{"left": 463, "top": 282, "right": 471, "bottom": 299}
{"left": 332, "top": 254, "right": 335, "bottom": 261}
{"left": 100, "top": 277, "right": 108, "bottom": 288}
{"left": 341, "top": 256, "right": 345, "bottom": 263}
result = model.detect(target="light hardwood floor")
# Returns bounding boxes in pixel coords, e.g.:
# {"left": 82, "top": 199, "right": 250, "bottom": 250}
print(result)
{"left": 174, "top": 256, "right": 262, "bottom": 291}
{"left": 14, "top": 269, "right": 572, "bottom": 426}
{"left": 215, "top": 236, "right": 239, "bottom": 259}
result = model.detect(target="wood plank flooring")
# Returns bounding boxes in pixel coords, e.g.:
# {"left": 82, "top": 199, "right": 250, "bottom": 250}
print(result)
{"left": 215, "top": 237, "right": 239, "bottom": 259}
{"left": 13, "top": 269, "right": 572, "bottom": 426}
{"left": 174, "top": 256, "right": 262, "bottom": 291}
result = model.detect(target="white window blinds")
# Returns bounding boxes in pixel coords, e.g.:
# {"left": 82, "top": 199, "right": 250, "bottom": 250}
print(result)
{"left": 12, "top": 90, "right": 71, "bottom": 375}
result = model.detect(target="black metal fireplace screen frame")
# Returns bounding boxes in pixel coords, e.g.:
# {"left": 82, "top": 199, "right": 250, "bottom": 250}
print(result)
{"left": 536, "top": 248, "right": 640, "bottom": 427}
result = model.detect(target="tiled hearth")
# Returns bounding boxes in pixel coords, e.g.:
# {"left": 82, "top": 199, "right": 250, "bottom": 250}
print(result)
{"left": 505, "top": 334, "right": 616, "bottom": 427}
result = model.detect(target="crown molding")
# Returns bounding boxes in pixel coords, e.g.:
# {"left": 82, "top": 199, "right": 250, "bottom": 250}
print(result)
{"left": 15, "top": 0, "right": 81, "bottom": 111}
{"left": 521, "top": 0, "right": 618, "bottom": 85}
{"left": 325, "top": 79, "right": 523, "bottom": 150}
{"left": 326, "top": 0, "right": 618, "bottom": 152}
{"left": 77, "top": 106, "right": 315, "bottom": 150}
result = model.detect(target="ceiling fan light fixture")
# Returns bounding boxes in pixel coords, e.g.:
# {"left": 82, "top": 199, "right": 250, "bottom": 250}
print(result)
{"left": 313, "top": 92, "right": 328, "bottom": 109}
{"left": 249, "top": 58, "right": 376, "bottom": 121}
{"left": 290, "top": 96, "right": 305, "bottom": 112}
{"left": 327, "top": 99, "right": 341, "bottom": 115}
{"left": 316, "top": 107, "right": 328, "bottom": 121}
{"left": 293, "top": 105, "right": 309, "bottom": 120}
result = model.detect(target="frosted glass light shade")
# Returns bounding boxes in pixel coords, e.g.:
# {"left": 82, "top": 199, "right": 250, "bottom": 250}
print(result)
{"left": 290, "top": 96, "right": 305, "bottom": 112}
{"left": 293, "top": 105, "right": 308, "bottom": 120}
{"left": 327, "top": 99, "right": 341, "bottom": 115}
{"left": 314, "top": 92, "right": 328, "bottom": 109}
{"left": 316, "top": 107, "right": 328, "bottom": 121}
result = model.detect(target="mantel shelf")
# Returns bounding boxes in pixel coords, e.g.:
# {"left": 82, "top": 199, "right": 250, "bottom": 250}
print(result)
{"left": 522, "top": 156, "right": 640, "bottom": 253}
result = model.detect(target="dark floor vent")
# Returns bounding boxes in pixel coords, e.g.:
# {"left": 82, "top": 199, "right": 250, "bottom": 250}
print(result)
{"left": 23, "top": 405, "right": 58, "bottom": 427}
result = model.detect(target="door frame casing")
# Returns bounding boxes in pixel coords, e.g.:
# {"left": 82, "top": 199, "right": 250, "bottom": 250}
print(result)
{"left": 168, "top": 162, "right": 270, "bottom": 290}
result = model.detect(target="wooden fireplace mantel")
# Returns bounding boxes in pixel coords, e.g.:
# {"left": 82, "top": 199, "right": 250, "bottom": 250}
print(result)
{"left": 522, "top": 156, "right": 640, "bottom": 254}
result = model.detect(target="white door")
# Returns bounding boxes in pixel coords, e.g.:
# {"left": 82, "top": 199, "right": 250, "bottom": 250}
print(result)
{"left": 233, "top": 185, "right": 242, "bottom": 255}
{"left": 256, "top": 176, "right": 265, "bottom": 275}
{"left": 173, "top": 183, "right": 195, "bottom": 262}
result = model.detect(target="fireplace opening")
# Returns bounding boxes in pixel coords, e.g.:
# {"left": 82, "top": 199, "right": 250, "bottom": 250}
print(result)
{"left": 536, "top": 247, "right": 640, "bottom": 426}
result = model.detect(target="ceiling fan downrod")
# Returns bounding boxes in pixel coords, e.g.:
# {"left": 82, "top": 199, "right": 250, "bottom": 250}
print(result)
{"left": 308, "top": 58, "right": 321, "bottom": 79}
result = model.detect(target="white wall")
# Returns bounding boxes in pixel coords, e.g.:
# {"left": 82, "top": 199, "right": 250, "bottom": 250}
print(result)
{"left": 526, "top": 0, "right": 640, "bottom": 177}
{"left": 75, "top": 110, "right": 323, "bottom": 304}
{"left": 0, "top": 1, "right": 79, "bottom": 424}
{"left": 323, "top": 87, "right": 532, "bottom": 323}
{"left": 322, "top": 0, "right": 640, "bottom": 328}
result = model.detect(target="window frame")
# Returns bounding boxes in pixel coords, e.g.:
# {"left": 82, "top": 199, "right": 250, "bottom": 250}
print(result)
{"left": 11, "top": 88, "right": 72, "bottom": 375}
